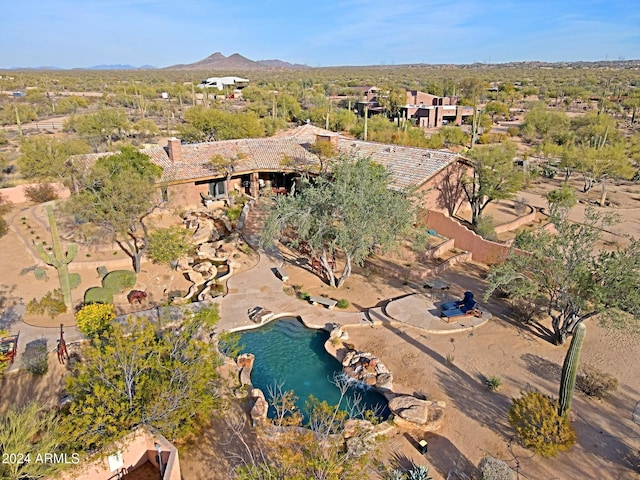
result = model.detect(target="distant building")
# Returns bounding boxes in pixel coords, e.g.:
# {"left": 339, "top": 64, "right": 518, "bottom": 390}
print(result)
{"left": 197, "top": 76, "right": 249, "bottom": 91}
{"left": 357, "top": 89, "right": 474, "bottom": 128}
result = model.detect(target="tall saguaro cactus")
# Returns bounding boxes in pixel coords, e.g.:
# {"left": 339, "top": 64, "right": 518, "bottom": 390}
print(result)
{"left": 558, "top": 323, "right": 586, "bottom": 417}
{"left": 35, "top": 205, "right": 79, "bottom": 311}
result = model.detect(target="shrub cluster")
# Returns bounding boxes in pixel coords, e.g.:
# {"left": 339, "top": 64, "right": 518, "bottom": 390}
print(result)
{"left": 84, "top": 270, "right": 137, "bottom": 304}
{"left": 508, "top": 390, "right": 576, "bottom": 457}
{"left": 576, "top": 364, "right": 618, "bottom": 399}
{"left": 478, "top": 456, "right": 514, "bottom": 480}
{"left": 24, "top": 183, "right": 58, "bottom": 203}
{"left": 22, "top": 340, "right": 49, "bottom": 375}
{"left": 75, "top": 303, "right": 116, "bottom": 338}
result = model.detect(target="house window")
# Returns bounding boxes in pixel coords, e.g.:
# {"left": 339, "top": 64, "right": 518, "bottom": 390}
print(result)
{"left": 209, "top": 180, "right": 226, "bottom": 198}
{"left": 160, "top": 186, "right": 169, "bottom": 203}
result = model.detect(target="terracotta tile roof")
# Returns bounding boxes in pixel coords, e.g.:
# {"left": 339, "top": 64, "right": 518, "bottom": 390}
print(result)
{"left": 69, "top": 125, "right": 460, "bottom": 190}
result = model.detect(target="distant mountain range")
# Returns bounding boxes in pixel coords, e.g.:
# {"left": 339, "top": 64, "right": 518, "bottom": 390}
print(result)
{"left": 4, "top": 55, "right": 639, "bottom": 71}
{"left": 165, "top": 52, "right": 308, "bottom": 70}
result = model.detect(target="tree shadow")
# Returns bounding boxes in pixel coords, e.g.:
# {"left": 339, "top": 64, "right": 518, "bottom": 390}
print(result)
{"left": 521, "top": 353, "right": 562, "bottom": 382}
{"left": 379, "top": 321, "right": 514, "bottom": 440}
{"left": 0, "top": 284, "right": 20, "bottom": 331}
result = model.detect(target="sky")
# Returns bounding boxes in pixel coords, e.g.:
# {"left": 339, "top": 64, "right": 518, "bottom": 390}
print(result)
{"left": 1, "top": 0, "right": 639, "bottom": 68}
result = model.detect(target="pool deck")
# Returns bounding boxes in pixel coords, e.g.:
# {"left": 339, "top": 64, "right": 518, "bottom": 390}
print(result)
{"left": 214, "top": 245, "right": 489, "bottom": 335}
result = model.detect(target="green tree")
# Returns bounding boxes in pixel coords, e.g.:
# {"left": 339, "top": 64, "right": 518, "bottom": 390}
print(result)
{"left": 147, "top": 226, "right": 194, "bottom": 266}
{"left": 262, "top": 155, "right": 414, "bottom": 287}
{"left": 64, "top": 108, "right": 130, "bottom": 152}
{"left": 62, "top": 313, "right": 222, "bottom": 451}
{"left": 485, "top": 207, "right": 640, "bottom": 344}
{"left": 179, "top": 106, "right": 264, "bottom": 143}
{"left": 65, "top": 146, "right": 163, "bottom": 272}
{"left": 377, "top": 86, "right": 407, "bottom": 126}
{"left": 0, "top": 402, "right": 64, "bottom": 480}
{"left": 483, "top": 101, "right": 510, "bottom": 123}
{"left": 18, "top": 136, "right": 90, "bottom": 182}
{"left": 461, "top": 142, "right": 525, "bottom": 226}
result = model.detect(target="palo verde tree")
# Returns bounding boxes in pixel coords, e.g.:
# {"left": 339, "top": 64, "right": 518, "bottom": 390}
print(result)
{"left": 485, "top": 205, "right": 640, "bottom": 344}
{"left": 65, "top": 146, "right": 163, "bottom": 273}
{"left": 17, "top": 136, "right": 90, "bottom": 183}
{"left": 461, "top": 142, "right": 525, "bottom": 226}
{"left": 0, "top": 402, "right": 64, "bottom": 480}
{"left": 62, "top": 309, "right": 222, "bottom": 451}
{"left": 261, "top": 155, "right": 414, "bottom": 288}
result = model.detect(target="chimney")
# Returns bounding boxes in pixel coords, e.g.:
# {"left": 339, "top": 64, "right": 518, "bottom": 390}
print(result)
{"left": 167, "top": 138, "right": 182, "bottom": 163}
{"left": 315, "top": 133, "right": 339, "bottom": 148}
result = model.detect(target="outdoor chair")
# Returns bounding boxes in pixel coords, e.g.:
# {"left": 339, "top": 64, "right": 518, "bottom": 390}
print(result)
{"left": 440, "top": 291, "right": 481, "bottom": 319}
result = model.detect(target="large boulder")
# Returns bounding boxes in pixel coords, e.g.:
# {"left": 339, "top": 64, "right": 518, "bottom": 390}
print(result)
{"left": 388, "top": 396, "right": 445, "bottom": 431}
{"left": 237, "top": 353, "right": 255, "bottom": 369}
{"left": 250, "top": 388, "right": 268, "bottom": 425}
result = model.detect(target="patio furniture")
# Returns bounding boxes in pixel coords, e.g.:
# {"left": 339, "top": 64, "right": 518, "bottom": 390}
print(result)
{"left": 0, "top": 333, "right": 19, "bottom": 365}
{"left": 309, "top": 296, "right": 338, "bottom": 310}
{"left": 440, "top": 291, "right": 482, "bottom": 322}
{"left": 424, "top": 278, "right": 450, "bottom": 301}
{"left": 274, "top": 266, "right": 289, "bottom": 282}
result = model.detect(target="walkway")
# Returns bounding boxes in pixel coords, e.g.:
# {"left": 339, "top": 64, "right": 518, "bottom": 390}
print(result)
{"left": 214, "top": 197, "right": 490, "bottom": 335}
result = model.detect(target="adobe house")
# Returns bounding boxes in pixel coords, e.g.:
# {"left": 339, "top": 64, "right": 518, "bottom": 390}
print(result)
{"left": 67, "top": 426, "right": 181, "bottom": 480}
{"left": 357, "top": 89, "right": 474, "bottom": 127}
{"left": 69, "top": 124, "right": 470, "bottom": 216}
{"left": 402, "top": 91, "right": 474, "bottom": 128}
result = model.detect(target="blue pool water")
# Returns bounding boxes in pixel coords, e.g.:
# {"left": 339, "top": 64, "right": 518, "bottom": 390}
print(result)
{"left": 238, "top": 317, "right": 390, "bottom": 422}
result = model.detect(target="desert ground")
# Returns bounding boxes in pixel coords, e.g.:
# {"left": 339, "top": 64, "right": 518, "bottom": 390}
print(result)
{"left": 1, "top": 180, "right": 639, "bottom": 480}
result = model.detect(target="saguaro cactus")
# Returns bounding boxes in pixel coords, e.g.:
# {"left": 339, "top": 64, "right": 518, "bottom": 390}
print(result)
{"left": 35, "top": 205, "right": 79, "bottom": 311}
{"left": 558, "top": 323, "right": 586, "bottom": 417}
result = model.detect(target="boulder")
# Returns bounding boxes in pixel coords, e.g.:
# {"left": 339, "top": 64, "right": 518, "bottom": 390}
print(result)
{"left": 193, "top": 261, "right": 213, "bottom": 273}
{"left": 250, "top": 387, "right": 265, "bottom": 401}
{"left": 250, "top": 398, "right": 268, "bottom": 422}
{"left": 375, "top": 373, "right": 393, "bottom": 391}
{"left": 388, "top": 396, "right": 445, "bottom": 431}
{"left": 237, "top": 353, "right": 255, "bottom": 369}
{"left": 198, "top": 243, "right": 219, "bottom": 259}
{"left": 239, "top": 367, "right": 251, "bottom": 386}
{"left": 184, "top": 270, "right": 204, "bottom": 284}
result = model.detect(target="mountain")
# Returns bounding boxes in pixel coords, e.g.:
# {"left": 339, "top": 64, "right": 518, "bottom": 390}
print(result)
{"left": 256, "top": 59, "right": 308, "bottom": 69}
{"left": 166, "top": 52, "right": 307, "bottom": 70}
{"left": 86, "top": 64, "right": 156, "bottom": 70}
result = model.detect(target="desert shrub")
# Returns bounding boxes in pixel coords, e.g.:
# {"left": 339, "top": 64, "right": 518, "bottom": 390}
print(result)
{"left": 84, "top": 287, "right": 114, "bottom": 305}
{"left": 102, "top": 270, "right": 136, "bottom": 293}
{"left": 513, "top": 197, "right": 529, "bottom": 216}
{"left": 0, "top": 218, "right": 7, "bottom": 238}
{"left": 33, "top": 267, "right": 48, "bottom": 281}
{"left": 387, "top": 465, "right": 433, "bottom": 480}
{"left": 478, "top": 132, "right": 509, "bottom": 144}
{"left": 26, "top": 289, "right": 66, "bottom": 319}
{"left": 69, "top": 272, "right": 81, "bottom": 289}
{"left": 474, "top": 216, "right": 497, "bottom": 241}
{"left": 24, "top": 183, "right": 58, "bottom": 203}
{"left": 576, "top": 364, "right": 618, "bottom": 399}
{"left": 297, "top": 291, "right": 310, "bottom": 301}
{"left": 478, "top": 456, "right": 514, "bottom": 480}
{"left": 485, "top": 375, "right": 502, "bottom": 392}
{"left": 506, "top": 126, "right": 520, "bottom": 137}
{"left": 226, "top": 205, "right": 243, "bottom": 223}
{"left": 22, "top": 340, "right": 49, "bottom": 375}
{"left": 76, "top": 303, "right": 115, "bottom": 338}
{"left": 336, "top": 298, "right": 349, "bottom": 309}
{"left": 508, "top": 390, "right": 576, "bottom": 457}
{"left": 147, "top": 226, "right": 194, "bottom": 265}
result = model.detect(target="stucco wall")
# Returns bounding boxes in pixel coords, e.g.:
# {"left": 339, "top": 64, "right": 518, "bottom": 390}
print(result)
{"left": 417, "top": 161, "right": 471, "bottom": 216}
{"left": 67, "top": 428, "right": 180, "bottom": 480}
{"left": 423, "top": 211, "right": 511, "bottom": 265}
{"left": 0, "top": 183, "right": 70, "bottom": 204}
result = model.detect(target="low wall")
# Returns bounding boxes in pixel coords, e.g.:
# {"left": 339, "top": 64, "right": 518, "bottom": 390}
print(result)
{"left": 423, "top": 211, "right": 511, "bottom": 265}
{"left": 65, "top": 427, "right": 180, "bottom": 480}
{"left": 493, "top": 205, "right": 536, "bottom": 234}
{"left": 365, "top": 251, "right": 472, "bottom": 284}
{"left": 0, "top": 182, "right": 70, "bottom": 204}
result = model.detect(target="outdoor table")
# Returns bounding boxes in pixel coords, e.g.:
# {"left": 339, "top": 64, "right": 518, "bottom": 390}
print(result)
{"left": 423, "top": 278, "right": 450, "bottom": 301}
